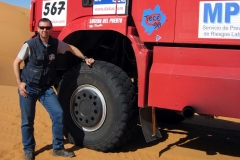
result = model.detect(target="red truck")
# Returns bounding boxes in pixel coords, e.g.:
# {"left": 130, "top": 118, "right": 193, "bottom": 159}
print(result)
{"left": 29, "top": 0, "right": 240, "bottom": 151}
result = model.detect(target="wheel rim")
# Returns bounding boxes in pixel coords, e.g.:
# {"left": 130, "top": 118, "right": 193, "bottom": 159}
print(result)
{"left": 70, "top": 84, "right": 107, "bottom": 132}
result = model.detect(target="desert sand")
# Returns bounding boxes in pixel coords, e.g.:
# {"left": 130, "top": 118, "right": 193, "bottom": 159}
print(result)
{"left": 0, "top": 1, "right": 240, "bottom": 160}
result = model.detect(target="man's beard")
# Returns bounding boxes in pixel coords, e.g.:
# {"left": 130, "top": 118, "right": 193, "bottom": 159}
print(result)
{"left": 40, "top": 33, "right": 48, "bottom": 39}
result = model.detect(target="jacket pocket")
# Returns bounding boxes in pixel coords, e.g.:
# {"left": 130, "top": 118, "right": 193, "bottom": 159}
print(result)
{"left": 26, "top": 68, "right": 42, "bottom": 87}
{"left": 34, "top": 56, "right": 44, "bottom": 66}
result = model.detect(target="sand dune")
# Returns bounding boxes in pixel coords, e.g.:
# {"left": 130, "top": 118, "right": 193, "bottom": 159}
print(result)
{"left": 0, "top": 2, "right": 33, "bottom": 86}
{"left": 0, "top": 1, "right": 239, "bottom": 160}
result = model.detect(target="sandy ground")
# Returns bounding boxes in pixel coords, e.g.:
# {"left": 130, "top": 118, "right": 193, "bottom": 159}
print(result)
{"left": 0, "top": 2, "right": 240, "bottom": 160}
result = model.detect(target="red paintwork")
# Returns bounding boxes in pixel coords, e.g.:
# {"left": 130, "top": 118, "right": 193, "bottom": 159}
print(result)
{"left": 148, "top": 46, "right": 240, "bottom": 118}
{"left": 29, "top": 1, "right": 35, "bottom": 31}
{"left": 30, "top": 0, "right": 240, "bottom": 118}
{"left": 58, "top": 16, "right": 128, "bottom": 40}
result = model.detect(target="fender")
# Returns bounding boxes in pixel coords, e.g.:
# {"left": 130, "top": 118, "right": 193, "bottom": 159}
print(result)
{"left": 58, "top": 15, "right": 128, "bottom": 40}
{"left": 127, "top": 26, "right": 152, "bottom": 108}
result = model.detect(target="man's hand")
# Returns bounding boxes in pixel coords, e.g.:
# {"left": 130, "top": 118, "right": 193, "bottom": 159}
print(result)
{"left": 18, "top": 82, "right": 29, "bottom": 97}
{"left": 85, "top": 58, "right": 95, "bottom": 66}
{"left": 66, "top": 45, "right": 95, "bottom": 66}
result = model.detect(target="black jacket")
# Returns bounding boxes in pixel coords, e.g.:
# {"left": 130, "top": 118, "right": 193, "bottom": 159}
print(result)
{"left": 21, "top": 35, "right": 59, "bottom": 88}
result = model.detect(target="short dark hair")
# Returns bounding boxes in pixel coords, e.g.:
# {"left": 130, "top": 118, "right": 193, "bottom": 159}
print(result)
{"left": 38, "top": 18, "right": 53, "bottom": 27}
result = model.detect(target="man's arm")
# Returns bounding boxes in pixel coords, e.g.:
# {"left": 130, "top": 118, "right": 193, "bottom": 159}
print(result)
{"left": 13, "top": 57, "right": 23, "bottom": 86}
{"left": 66, "top": 44, "right": 95, "bottom": 66}
{"left": 13, "top": 56, "right": 28, "bottom": 97}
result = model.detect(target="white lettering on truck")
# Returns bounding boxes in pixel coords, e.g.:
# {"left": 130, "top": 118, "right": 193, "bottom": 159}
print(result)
{"left": 88, "top": 18, "right": 123, "bottom": 28}
{"left": 90, "top": 19, "right": 102, "bottom": 23}
{"left": 109, "top": 18, "right": 123, "bottom": 23}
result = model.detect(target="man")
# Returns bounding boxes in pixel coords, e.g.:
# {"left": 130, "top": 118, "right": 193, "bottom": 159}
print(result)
{"left": 13, "top": 18, "right": 94, "bottom": 160}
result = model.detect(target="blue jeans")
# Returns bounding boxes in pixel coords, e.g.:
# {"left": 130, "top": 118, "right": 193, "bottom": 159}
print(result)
{"left": 19, "top": 85, "right": 64, "bottom": 153}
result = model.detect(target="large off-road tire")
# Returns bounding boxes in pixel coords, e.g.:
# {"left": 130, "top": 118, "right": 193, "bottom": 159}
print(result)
{"left": 57, "top": 61, "right": 138, "bottom": 151}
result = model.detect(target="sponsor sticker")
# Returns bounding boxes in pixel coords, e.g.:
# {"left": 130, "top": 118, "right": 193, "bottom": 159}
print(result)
{"left": 198, "top": 1, "right": 240, "bottom": 39}
{"left": 49, "top": 54, "right": 55, "bottom": 60}
{"left": 141, "top": 5, "right": 166, "bottom": 36}
{"left": 156, "top": 35, "right": 161, "bottom": 41}
{"left": 88, "top": 17, "right": 123, "bottom": 28}
{"left": 93, "top": 0, "right": 126, "bottom": 15}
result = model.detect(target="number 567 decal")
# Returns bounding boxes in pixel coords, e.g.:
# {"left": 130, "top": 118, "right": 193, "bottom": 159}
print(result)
{"left": 42, "top": 0, "right": 68, "bottom": 26}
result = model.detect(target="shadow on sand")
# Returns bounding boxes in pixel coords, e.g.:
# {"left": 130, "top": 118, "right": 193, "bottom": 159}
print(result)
{"left": 115, "top": 115, "right": 240, "bottom": 158}
{"left": 35, "top": 139, "right": 81, "bottom": 156}
{"left": 35, "top": 116, "right": 240, "bottom": 158}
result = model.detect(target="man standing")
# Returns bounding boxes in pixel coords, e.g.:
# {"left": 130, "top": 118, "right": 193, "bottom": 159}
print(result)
{"left": 13, "top": 18, "right": 94, "bottom": 160}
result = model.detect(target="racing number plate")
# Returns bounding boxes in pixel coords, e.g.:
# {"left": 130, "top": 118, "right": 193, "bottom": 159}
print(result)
{"left": 42, "top": 0, "right": 67, "bottom": 26}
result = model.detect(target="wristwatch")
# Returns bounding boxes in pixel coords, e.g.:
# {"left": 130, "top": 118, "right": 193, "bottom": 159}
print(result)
{"left": 83, "top": 56, "right": 88, "bottom": 61}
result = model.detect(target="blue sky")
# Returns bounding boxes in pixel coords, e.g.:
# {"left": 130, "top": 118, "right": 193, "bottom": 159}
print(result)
{"left": 1, "top": 0, "right": 31, "bottom": 8}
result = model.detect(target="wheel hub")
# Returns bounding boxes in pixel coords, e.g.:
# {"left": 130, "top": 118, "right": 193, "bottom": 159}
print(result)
{"left": 70, "top": 85, "right": 106, "bottom": 132}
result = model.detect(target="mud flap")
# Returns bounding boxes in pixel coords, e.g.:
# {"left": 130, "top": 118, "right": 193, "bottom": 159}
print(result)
{"left": 139, "top": 107, "right": 162, "bottom": 143}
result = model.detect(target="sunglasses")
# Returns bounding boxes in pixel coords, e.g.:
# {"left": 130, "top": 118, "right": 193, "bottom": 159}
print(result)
{"left": 38, "top": 26, "right": 52, "bottom": 30}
